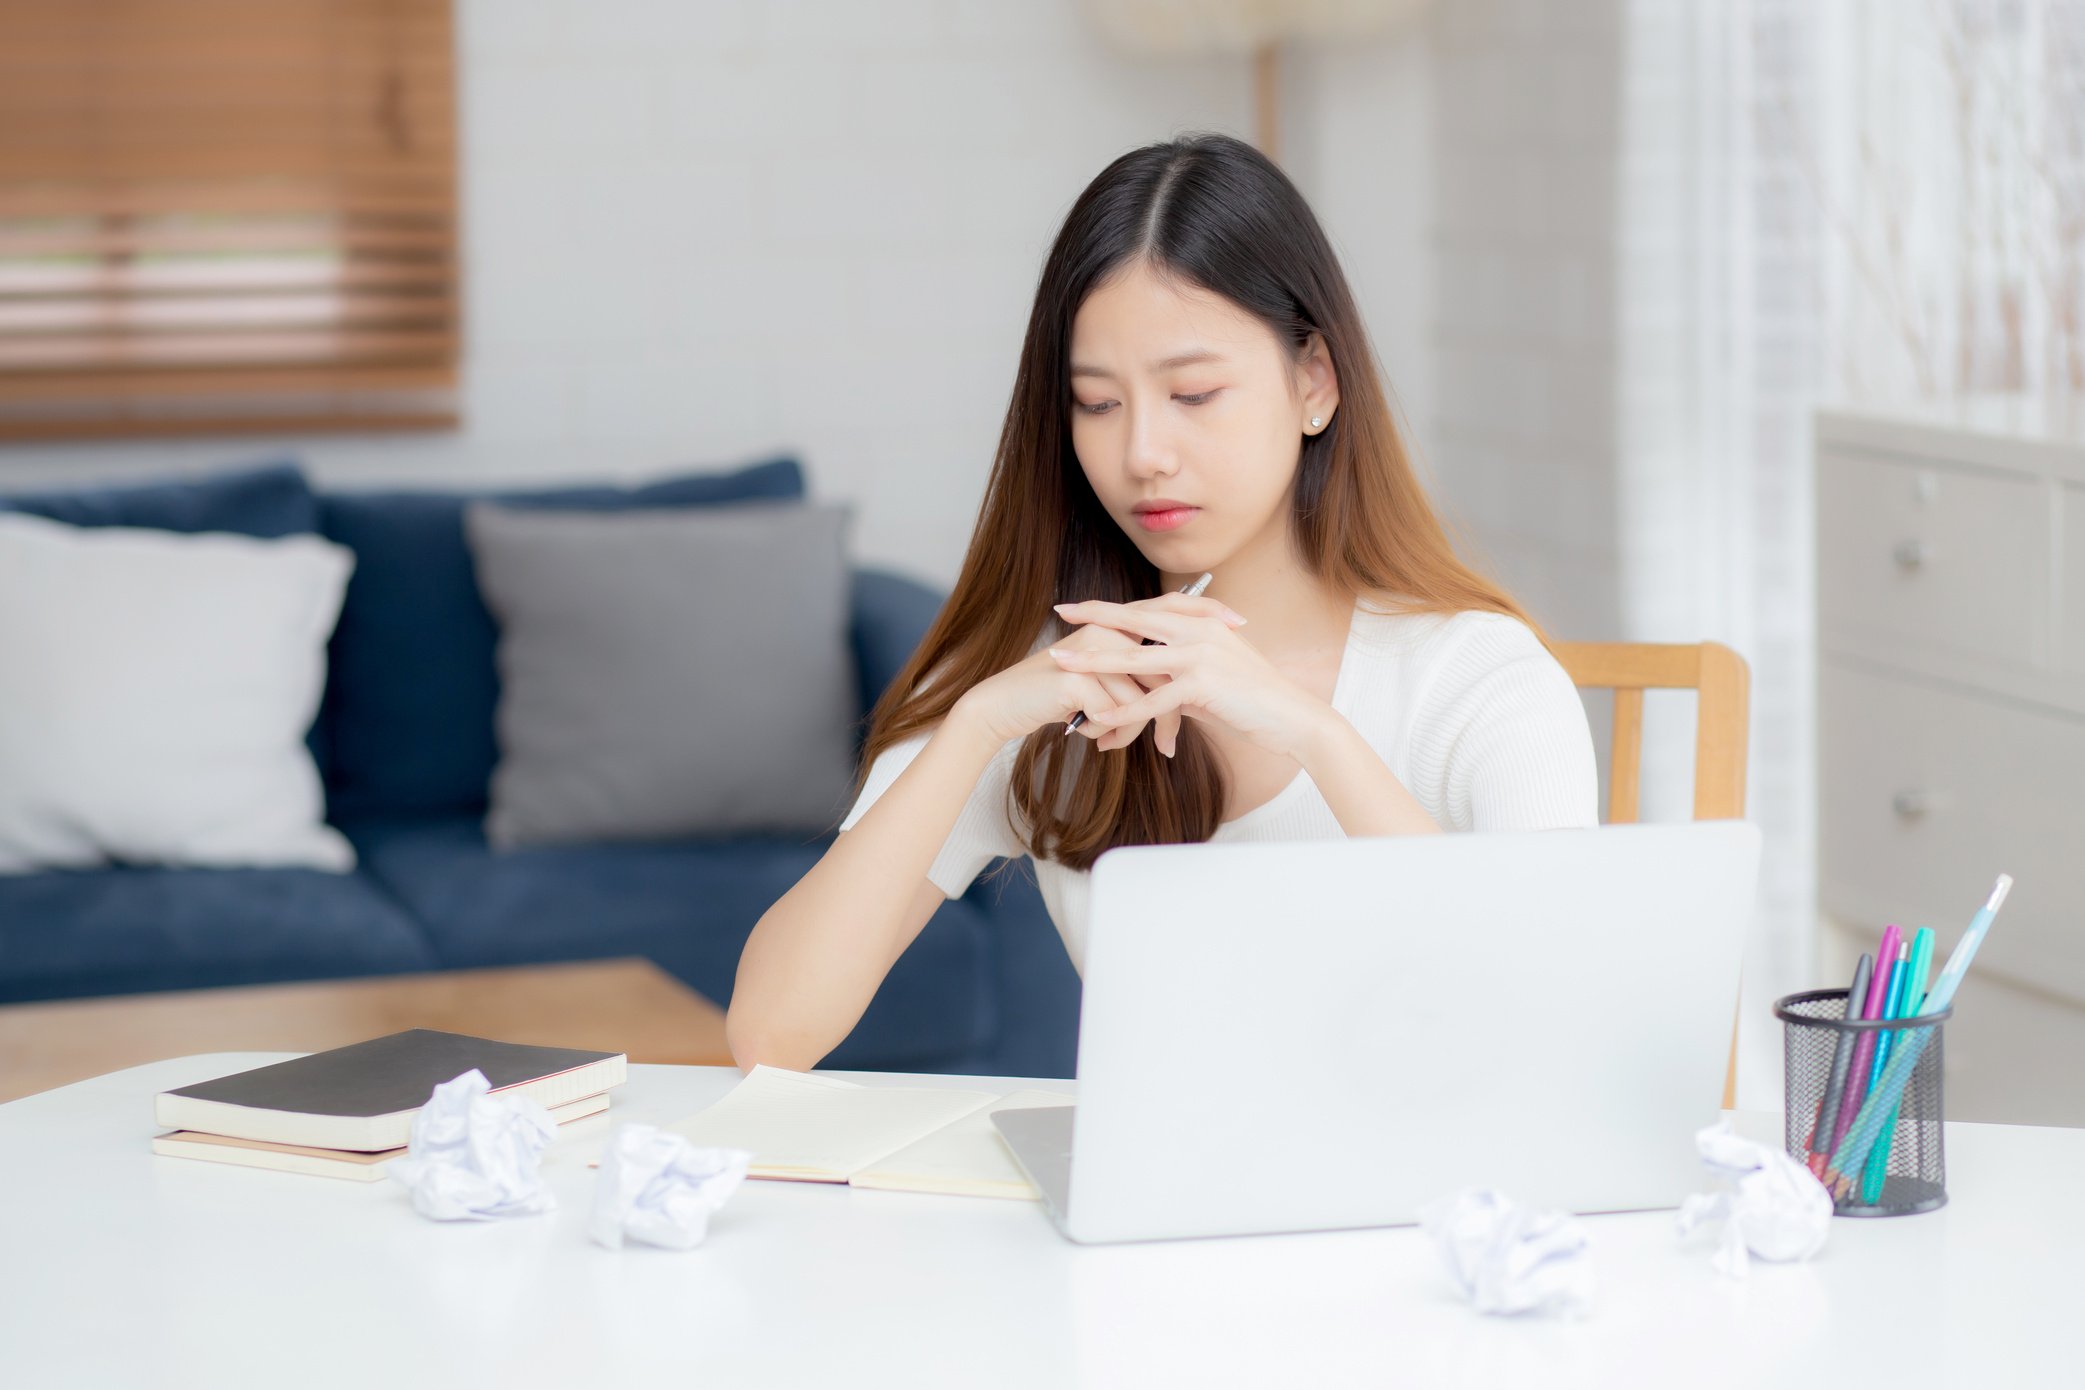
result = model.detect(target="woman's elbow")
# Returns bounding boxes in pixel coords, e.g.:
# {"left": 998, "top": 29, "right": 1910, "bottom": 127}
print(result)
{"left": 723, "top": 1006, "right": 775, "bottom": 1073}
{"left": 723, "top": 1006, "right": 822, "bottom": 1074}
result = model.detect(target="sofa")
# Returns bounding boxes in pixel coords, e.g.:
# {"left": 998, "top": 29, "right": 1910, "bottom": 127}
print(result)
{"left": 0, "top": 457, "right": 1081, "bottom": 1077}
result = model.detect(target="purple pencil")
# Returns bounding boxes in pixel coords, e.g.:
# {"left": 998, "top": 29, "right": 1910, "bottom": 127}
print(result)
{"left": 1828, "top": 922, "right": 1900, "bottom": 1155}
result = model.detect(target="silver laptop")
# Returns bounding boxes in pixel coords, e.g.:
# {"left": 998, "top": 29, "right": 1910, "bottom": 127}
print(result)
{"left": 992, "top": 820, "right": 1763, "bottom": 1244}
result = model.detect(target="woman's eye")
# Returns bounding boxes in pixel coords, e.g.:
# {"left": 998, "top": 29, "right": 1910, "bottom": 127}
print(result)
{"left": 1073, "top": 391, "right": 1218, "bottom": 416}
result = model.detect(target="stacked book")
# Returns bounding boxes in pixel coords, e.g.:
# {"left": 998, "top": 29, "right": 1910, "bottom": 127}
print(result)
{"left": 151, "top": 1028, "right": 627, "bottom": 1181}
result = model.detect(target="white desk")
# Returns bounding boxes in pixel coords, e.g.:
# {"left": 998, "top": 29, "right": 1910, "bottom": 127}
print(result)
{"left": 0, "top": 1055, "right": 2072, "bottom": 1389}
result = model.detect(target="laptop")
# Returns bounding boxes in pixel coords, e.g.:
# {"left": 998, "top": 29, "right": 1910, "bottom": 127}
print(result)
{"left": 992, "top": 820, "right": 1763, "bottom": 1244}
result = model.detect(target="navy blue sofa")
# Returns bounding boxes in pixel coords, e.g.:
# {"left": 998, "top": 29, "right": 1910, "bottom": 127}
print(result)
{"left": 0, "top": 458, "right": 1080, "bottom": 1077}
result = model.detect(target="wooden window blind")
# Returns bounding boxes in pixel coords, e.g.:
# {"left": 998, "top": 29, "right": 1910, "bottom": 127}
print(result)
{"left": 0, "top": 0, "right": 459, "bottom": 441}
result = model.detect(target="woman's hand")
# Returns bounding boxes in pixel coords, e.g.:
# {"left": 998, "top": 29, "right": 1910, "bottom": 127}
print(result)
{"left": 949, "top": 617, "right": 1160, "bottom": 749}
{"left": 1048, "top": 593, "right": 1329, "bottom": 762}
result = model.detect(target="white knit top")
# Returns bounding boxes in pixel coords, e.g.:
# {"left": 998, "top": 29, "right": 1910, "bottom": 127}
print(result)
{"left": 837, "top": 601, "right": 1601, "bottom": 974}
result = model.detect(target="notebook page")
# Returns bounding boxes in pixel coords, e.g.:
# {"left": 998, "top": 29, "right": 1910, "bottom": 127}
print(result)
{"left": 665, "top": 1065, "right": 1000, "bottom": 1181}
{"left": 847, "top": 1089, "right": 1074, "bottom": 1199}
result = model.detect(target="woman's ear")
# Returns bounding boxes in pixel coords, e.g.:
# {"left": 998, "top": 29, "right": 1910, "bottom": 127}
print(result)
{"left": 1300, "top": 332, "right": 1339, "bottom": 427}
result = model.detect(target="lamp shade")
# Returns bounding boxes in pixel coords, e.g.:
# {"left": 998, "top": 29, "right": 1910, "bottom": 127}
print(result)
{"left": 1080, "top": 0, "right": 1434, "bottom": 56}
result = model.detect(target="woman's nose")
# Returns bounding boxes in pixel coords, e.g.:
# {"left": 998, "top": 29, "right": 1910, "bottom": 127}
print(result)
{"left": 1122, "top": 404, "right": 1178, "bottom": 478}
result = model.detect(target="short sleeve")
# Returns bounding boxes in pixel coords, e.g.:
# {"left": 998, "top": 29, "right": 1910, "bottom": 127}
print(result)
{"left": 837, "top": 727, "right": 1027, "bottom": 898}
{"left": 1412, "top": 613, "right": 1601, "bottom": 833}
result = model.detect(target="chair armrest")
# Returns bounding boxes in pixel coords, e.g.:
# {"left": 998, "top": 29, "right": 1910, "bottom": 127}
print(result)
{"left": 848, "top": 565, "right": 946, "bottom": 731}
{"left": 965, "top": 863, "right": 1082, "bottom": 1078}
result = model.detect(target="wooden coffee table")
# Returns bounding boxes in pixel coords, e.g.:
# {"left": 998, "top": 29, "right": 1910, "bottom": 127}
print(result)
{"left": 0, "top": 957, "right": 730, "bottom": 1103}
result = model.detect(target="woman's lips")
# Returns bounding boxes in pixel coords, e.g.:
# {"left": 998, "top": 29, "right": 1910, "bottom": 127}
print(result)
{"left": 1134, "top": 506, "right": 1198, "bottom": 532}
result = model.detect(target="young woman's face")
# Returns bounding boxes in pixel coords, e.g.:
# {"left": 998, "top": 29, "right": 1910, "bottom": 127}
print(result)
{"left": 1066, "top": 259, "right": 1337, "bottom": 574}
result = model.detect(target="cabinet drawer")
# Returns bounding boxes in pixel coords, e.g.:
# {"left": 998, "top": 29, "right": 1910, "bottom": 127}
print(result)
{"left": 1818, "top": 447, "right": 2049, "bottom": 668}
{"left": 1820, "top": 659, "right": 2085, "bottom": 1008}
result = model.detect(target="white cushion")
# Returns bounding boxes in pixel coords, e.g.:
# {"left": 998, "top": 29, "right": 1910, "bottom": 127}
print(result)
{"left": 0, "top": 511, "right": 356, "bottom": 874}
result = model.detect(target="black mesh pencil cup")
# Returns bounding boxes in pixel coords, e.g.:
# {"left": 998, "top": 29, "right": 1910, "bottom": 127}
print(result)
{"left": 1773, "top": 988, "right": 1953, "bottom": 1217}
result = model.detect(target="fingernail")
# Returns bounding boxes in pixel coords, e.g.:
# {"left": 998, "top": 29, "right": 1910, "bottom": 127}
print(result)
{"left": 1047, "top": 648, "right": 1068, "bottom": 660}
{"left": 1052, "top": 602, "right": 1073, "bottom": 612}
{"left": 1225, "top": 610, "right": 1248, "bottom": 625}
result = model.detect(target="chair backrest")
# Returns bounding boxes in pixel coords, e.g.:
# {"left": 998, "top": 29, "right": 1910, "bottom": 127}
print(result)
{"left": 1551, "top": 639, "right": 1752, "bottom": 1109}
{"left": 1550, "top": 640, "right": 1750, "bottom": 823}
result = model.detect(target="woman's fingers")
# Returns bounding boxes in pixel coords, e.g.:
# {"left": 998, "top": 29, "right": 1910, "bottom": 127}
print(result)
{"left": 1093, "top": 673, "right": 1151, "bottom": 749}
{"left": 1142, "top": 592, "right": 1248, "bottom": 624}
{"left": 1157, "top": 706, "right": 1182, "bottom": 759}
{"left": 1098, "top": 672, "right": 1144, "bottom": 709}
{"left": 1079, "top": 678, "right": 1186, "bottom": 733}
{"left": 1076, "top": 674, "right": 1149, "bottom": 750}
{"left": 1062, "top": 665, "right": 1151, "bottom": 751}
{"left": 1053, "top": 594, "right": 1245, "bottom": 645}
{"left": 1049, "top": 643, "right": 1182, "bottom": 677}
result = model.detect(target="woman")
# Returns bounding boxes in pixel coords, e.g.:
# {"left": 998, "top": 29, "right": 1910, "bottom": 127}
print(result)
{"left": 727, "top": 132, "right": 1598, "bottom": 1070}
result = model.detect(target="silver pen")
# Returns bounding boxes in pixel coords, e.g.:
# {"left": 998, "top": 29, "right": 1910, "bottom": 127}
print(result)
{"left": 1063, "top": 571, "right": 1215, "bottom": 735}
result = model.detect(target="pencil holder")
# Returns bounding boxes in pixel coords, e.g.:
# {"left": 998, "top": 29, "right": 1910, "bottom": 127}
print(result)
{"left": 1773, "top": 988, "right": 1953, "bottom": 1217}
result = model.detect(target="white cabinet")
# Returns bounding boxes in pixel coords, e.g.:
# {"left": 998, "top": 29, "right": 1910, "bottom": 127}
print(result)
{"left": 1815, "top": 401, "right": 2085, "bottom": 1128}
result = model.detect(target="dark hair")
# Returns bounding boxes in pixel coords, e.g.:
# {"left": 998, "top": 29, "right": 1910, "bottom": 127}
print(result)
{"left": 843, "top": 131, "right": 1542, "bottom": 873}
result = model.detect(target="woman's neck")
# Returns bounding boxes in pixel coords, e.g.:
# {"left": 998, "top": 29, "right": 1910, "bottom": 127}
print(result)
{"left": 1162, "top": 536, "right": 1351, "bottom": 661}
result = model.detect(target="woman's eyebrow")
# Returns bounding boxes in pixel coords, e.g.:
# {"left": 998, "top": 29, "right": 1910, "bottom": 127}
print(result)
{"left": 1069, "top": 349, "right": 1229, "bottom": 381}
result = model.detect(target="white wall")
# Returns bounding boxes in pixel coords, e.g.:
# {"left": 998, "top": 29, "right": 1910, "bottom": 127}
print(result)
{"left": 1285, "top": 30, "right": 1435, "bottom": 467}
{"left": 0, "top": 0, "right": 1436, "bottom": 592}
{"left": 1422, "top": 0, "right": 1624, "bottom": 644}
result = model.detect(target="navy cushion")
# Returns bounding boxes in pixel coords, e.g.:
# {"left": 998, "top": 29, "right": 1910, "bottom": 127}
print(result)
{"left": 0, "top": 866, "right": 436, "bottom": 1005}
{"left": 317, "top": 455, "right": 807, "bottom": 821}
{"left": 342, "top": 815, "right": 994, "bottom": 1069}
{"left": 0, "top": 458, "right": 337, "bottom": 783}
{"left": 847, "top": 566, "right": 947, "bottom": 756}
{"left": 0, "top": 458, "right": 316, "bottom": 537}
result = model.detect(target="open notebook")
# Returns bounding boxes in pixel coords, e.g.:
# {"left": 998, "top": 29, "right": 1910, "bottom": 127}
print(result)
{"left": 598, "top": 1065, "right": 1073, "bottom": 1200}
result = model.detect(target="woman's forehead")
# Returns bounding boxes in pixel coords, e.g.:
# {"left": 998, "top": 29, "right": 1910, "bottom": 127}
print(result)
{"left": 1070, "top": 269, "right": 1273, "bottom": 375}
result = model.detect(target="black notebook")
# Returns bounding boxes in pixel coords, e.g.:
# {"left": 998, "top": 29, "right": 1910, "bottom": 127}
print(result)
{"left": 153, "top": 1029, "right": 627, "bottom": 1152}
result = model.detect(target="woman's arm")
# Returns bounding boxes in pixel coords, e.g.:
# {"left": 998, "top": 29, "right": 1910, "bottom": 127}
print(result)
{"left": 726, "top": 704, "right": 1008, "bottom": 1072}
{"left": 1045, "top": 594, "right": 1442, "bottom": 836}
{"left": 1296, "top": 709, "right": 1443, "bottom": 837}
{"left": 1048, "top": 603, "right": 1594, "bottom": 837}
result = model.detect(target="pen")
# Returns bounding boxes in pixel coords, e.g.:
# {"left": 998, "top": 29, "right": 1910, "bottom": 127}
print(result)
{"left": 1827, "top": 923, "right": 1900, "bottom": 1158}
{"left": 1805, "top": 951, "right": 1873, "bottom": 1178}
{"left": 1860, "top": 927, "right": 1935, "bottom": 1203}
{"left": 1822, "top": 875, "right": 2013, "bottom": 1198}
{"left": 1063, "top": 571, "right": 1214, "bottom": 735}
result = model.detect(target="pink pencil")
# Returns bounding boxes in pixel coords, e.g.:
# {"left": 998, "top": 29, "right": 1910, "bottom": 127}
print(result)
{"left": 1828, "top": 922, "right": 1900, "bottom": 1155}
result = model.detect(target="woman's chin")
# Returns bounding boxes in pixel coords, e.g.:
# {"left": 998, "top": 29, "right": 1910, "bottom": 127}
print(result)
{"left": 1139, "top": 546, "right": 1230, "bottom": 585}
{"left": 1123, "top": 517, "right": 1234, "bottom": 577}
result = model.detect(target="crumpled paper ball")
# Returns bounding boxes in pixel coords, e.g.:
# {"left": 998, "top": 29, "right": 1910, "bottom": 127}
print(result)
{"left": 387, "top": 1068, "right": 559, "bottom": 1221}
{"left": 587, "top": 1122, "right": 752, "bottom": 1251}
{"left": 1674, "top": 1119, "right": 1833, "bottom": 1277}
{"left": 1417, "top": 1188, "right": 1595, "bottom": 1317}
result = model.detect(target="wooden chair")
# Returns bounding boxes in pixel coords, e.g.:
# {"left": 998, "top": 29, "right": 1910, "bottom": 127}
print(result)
{"left": 1550, "top": 641, "right": 1752, "bottom": 1109}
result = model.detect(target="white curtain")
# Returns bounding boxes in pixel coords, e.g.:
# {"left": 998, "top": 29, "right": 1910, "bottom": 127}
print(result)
{"left": 1614, "top": 0, "right": 2082, "bottom": 1108}
{"left": 1819, "top": 0, "right": 2085, "bottom": 400}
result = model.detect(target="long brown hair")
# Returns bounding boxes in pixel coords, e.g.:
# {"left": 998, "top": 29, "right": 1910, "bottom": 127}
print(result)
{"left": 845, "top": 132, "right": 1545, "bottom": 875}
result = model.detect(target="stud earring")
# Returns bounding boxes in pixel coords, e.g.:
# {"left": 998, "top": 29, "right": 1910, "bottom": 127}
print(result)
{"left": 1309, "top": 416, "right": 1323, "bottom": 430}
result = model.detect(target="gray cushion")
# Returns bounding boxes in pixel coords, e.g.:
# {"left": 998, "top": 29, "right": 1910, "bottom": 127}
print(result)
{"left": 463, "top": 500, "right": 860, "bottom": 848}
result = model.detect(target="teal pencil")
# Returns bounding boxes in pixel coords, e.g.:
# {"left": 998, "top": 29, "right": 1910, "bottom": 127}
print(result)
{"left": 1859, "top": 929, "right": 1933, "bottom": 1203}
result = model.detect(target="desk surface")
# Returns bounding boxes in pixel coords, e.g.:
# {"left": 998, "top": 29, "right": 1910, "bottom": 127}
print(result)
{"left": 1, "top": 1054, "right": 2073, "bottom": 1390}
